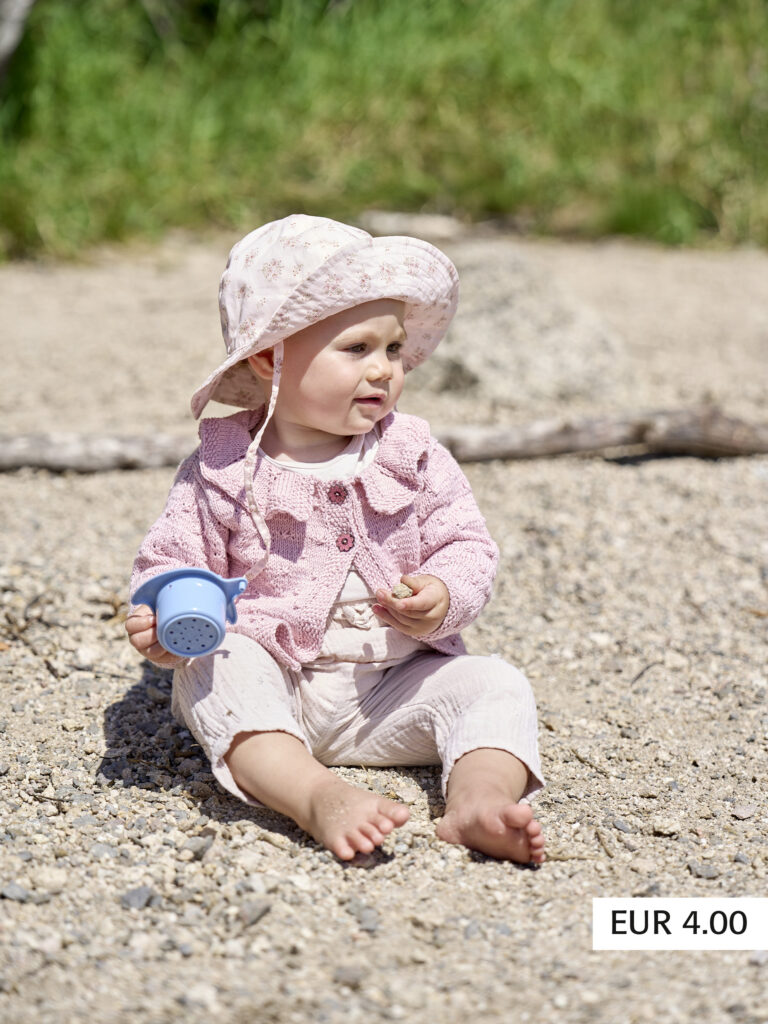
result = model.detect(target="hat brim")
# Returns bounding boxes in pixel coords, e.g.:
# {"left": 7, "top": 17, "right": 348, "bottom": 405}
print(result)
{"left": 191, "top": 234, "right": 458, "bottom": 419}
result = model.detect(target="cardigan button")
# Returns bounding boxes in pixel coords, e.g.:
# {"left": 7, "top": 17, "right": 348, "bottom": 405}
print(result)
{"left": 336, "top": 532, "right": 355, "bottom": 552}
{"left": 328, "top": 484, "right": 348, "bottom": 504}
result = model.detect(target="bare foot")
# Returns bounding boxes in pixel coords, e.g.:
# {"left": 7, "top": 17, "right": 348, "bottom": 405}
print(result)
{"left": 225, "top": 731, "right": 410, "bottom": 862}
{"left": 300, "top": 775, "right": 410, "bottom": 861}
{"left": 437, "top": 792, "right": 545, "bottom": 863}
{"left": 437, "top": 748, "right": 545, "bottom": 863}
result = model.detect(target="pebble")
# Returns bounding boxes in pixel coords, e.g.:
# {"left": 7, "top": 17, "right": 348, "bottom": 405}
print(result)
{"left": 120, "top": 886, "right": 158, "bottom": 910}
{"left": 613, "top": 818, "right": 633, "bottom": 833}
{"left": 1, "top": 882, "right": 31, "bottom": 903}
{"left": 688, "top": 862, "right": 721, "bottom": 880}
{"left": 333, "top": 965, "right": 367, "bottom": 989}
{"left": 652, "top": 817, "right": 681, "bottom": 836}
{"left": 238, "top": 900, "right": 271, "bottom": 927}
{"left": 732, "top": 805, "right": 756, "bottom": 820}
{"left": 391, "top": 583, "right": 413, "bottom": 599}
{"left": 35, "top": 867, "right": 69, "bottom": 894}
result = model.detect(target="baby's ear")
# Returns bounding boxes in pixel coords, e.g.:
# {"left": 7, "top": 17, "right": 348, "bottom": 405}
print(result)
{"left": 247, "top": 349, "right": 274, "bottom": 380}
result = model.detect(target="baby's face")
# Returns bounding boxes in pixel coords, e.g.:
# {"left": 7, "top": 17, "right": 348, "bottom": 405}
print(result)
{"left": 251, "top": 299, "right": 407, "bottom": 441}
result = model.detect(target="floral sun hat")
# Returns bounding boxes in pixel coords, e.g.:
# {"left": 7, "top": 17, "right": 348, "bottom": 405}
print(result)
{"left": 190, "top": 214, "right": 459, "bottom": 580}
{"left": 191, "top": 213, "right": 459, "bottom": 419}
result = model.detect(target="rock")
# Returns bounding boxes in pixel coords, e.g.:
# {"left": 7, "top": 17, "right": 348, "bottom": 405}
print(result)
{"left": 734, "top": 853, "right": 751, "bottom": 865}
{"left": 652, "top": 817, "right": 681, "bottom": 836}
{"left": 35, "top": 867, "right": 68, "bottom": 894}
{"left": 238, "top": 900, "right": 271, "bottom": 927}
{"left": 358, "top": 210, "right": 467, "bottom": 242}
{"left": 613, "top": 818, "right": 633, "bottom": 833}
{"left": 688, "top": 862, "right": 721, "bottom": 880}
{"left": 73, "top": 645, "right": 100, "bottom": 670}
{"left": 333, "top": 965, "right": 367, "bottom": 989}
{"left": 1, "top": 882, "right": 31, "bottom": 902}
{"left": 120, "top": 886, "right": 157, "bottom": 910}
{"left": 748, "top": 950, "right": 768, "bottom": 966}
{"left": 732, "top": 805, "right": 756, "bottom": 820}
{"left": 345, "top": 898, "right": 380, "bottom": 933}
{"left": 182, "top": 834, "right": 214, "bottom": 861}
{"left": 391, "top": 583, "right": 413, "bottom": 600}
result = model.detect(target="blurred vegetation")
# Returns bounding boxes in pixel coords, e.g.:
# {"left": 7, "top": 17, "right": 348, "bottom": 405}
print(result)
{"left": 0, "top": 0, "right": 766, "bottom": 258}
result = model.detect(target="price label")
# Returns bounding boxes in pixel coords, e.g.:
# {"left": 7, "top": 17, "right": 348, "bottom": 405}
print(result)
{"left": 593, "top": 898, "right": 768, "bottom": 950}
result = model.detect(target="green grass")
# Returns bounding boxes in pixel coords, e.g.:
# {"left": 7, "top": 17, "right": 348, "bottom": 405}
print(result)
{"left": 1, "top": 0, "right": 766, "bottom": 258}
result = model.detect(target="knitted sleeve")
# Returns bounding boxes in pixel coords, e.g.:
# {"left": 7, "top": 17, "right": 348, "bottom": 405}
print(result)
{"left": 414, "top": 438, "right": 499, "bottom": 641}
{"left": 129, "top": 452, "right": 230, "bottom": 603}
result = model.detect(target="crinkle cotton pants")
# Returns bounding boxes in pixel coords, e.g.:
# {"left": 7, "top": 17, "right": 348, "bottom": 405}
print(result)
{"left": 172, "top": 604, "right": 544, "bottom": 805}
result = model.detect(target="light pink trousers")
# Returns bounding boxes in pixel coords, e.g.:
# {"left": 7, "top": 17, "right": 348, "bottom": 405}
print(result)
{"left": 172, "top": 604, "right": 544, "bottom": 805}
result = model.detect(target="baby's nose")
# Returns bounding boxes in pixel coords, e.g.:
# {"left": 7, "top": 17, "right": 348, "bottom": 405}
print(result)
{"left": 366, "top": 355, "right": 392, "bottom": 381}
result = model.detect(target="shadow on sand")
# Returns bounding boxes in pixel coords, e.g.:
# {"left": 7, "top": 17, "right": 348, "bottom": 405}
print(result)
{"left": 97, "top": 663, "right": 445, "bottom": 865}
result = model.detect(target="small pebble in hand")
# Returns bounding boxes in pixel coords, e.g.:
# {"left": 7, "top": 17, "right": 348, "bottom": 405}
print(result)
{"left": 391, "top": 583, "right": 413, "bottom": 599}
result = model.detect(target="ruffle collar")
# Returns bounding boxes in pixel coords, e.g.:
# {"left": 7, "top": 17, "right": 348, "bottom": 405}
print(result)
{"left": 195, "top": 408, "right": 431, "bottom": 521}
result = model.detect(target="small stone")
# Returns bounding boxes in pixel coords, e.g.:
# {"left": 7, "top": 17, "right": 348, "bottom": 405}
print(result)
{"left": 688, "top": 861, "right": 721, "bottom": 880}
{"left": 748, "top": 950, "right": 768, "bottom": 966}
{"left": 734, "top": 853, "right": 751, "bottom": 865}
{"left": 732, "top": 805, "right": 756, "bottom": 820}
{"left": 613, "top": 818, "right": 633, "bottom": 833}
{"left": 73, "top": 645, "right": 99, "bottom": 670}
{"left": 391, "top": 583, "right": 413, "bottom": 600}
{"left": 120, "top": 885, "right": 157, "bottom": 910}
{"left": 187, "top": 781, "right": 213, "bottom": 799}
{"left": 89, "top": 843, "right": 115, "bottom": 860}
{"left": 35, "top": 867, "right": 68, "bottom": 894}
{"left": 652, "top": 817, "right": 680, "bottom": 836}
{"left": 333, "top": 965, "right": 367, "bottom": 989}
{"left": 145, "top": 684, "right": 169, "bottom": 704}
{"left": 0, "top": 763, "right": 9, "bottom": 776}
{"left": 238, "top": 899, "right": 271, "bottom": 927}
{"left": 346, "top": 898, "right": 379, "bottom": 932}
{"left": 182, "top": 834, "right": 214, "bottom": 860}
{"left": 1, "top": 882, "right": 31, "bottom": 902}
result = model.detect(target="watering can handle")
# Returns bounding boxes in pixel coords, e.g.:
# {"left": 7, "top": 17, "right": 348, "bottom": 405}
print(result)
{"left": 225, "top": 578, "right": 249, "bottom": 623}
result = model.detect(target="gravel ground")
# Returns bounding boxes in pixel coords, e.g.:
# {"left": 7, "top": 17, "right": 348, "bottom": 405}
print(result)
{"left": 1, "top": 229, "right": 767, "bottom": 1024}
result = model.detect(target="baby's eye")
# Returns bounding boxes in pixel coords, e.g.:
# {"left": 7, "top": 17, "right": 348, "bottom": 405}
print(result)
{"left": 345, "top": 343, "right": 367, "bottom": 353}
{"left": 387, "top": 342, "right": 403, "bottom": 355}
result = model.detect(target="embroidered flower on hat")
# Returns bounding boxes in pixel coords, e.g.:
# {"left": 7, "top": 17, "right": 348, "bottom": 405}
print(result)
{"left": 261, "top": 259, "right": 284, "bottom": 282}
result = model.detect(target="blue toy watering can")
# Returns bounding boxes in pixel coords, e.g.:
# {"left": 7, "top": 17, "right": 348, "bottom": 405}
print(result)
{"left": 132, "top": 568, "right": 248, "bottom": 658}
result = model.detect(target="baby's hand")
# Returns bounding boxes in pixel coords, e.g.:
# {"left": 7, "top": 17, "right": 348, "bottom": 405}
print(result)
{"left": 125, "top": 605, "right": 186, "bottom": 669}
{"left": 373, "top": 575, "right": 450, "bottom": 638}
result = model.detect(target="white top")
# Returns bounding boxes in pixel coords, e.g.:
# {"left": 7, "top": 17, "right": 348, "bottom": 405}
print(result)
{"left": 259, "top": 426, "right": 381, "bottom": 603}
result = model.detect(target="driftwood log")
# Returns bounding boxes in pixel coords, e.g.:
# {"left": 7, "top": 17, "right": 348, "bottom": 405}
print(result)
{"left": 1, "top": 407, "right": 767, "bottom": 473}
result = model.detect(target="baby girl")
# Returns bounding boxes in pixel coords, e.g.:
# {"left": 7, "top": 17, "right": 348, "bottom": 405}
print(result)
{"left": 126, "top": 214, "right": 545, "bottom": 864}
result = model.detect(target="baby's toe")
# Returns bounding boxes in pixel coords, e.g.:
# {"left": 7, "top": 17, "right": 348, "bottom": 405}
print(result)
{"left": 331, "top": 836, "right": 358, "bottom": 861}
{"left": 379, "top": 800, "right": 410, "bottom": 826}
{"left": 349, "top": 830, "right": 376, "bottom": 854}
{"left": 374, "top": 815, "right": 396, "bottom": 835}
{"left": 359, "top": 822, "right": 386, "bottom": 846}
{"left": 500, "top": 802, "right": 533, "bottom": 830}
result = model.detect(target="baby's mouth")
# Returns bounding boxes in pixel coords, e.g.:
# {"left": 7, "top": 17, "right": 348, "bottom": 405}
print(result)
{"left": 354, "top": 395, "right": 385, "bottom": 406}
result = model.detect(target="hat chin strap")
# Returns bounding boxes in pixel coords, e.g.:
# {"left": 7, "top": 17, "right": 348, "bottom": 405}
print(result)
{"left": 243, "top": 340, "right": 283, "bottom": 581}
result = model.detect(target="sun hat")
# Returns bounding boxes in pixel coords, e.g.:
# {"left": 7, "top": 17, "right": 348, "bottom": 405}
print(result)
{"left": 191, "top": 213, "right": 459, "bottom": 419}
{"left": 191, "top": 214, "right": 459, "bottom": 580}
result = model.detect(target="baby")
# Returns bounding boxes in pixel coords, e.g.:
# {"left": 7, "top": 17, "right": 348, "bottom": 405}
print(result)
{"left": 126, "top": 215, "right": 545, "bottom": 864}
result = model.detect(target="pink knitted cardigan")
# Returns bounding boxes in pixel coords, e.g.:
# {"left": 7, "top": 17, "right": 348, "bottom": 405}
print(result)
{"left": 130, "top": 409, "right": 499, "bottom": 670}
